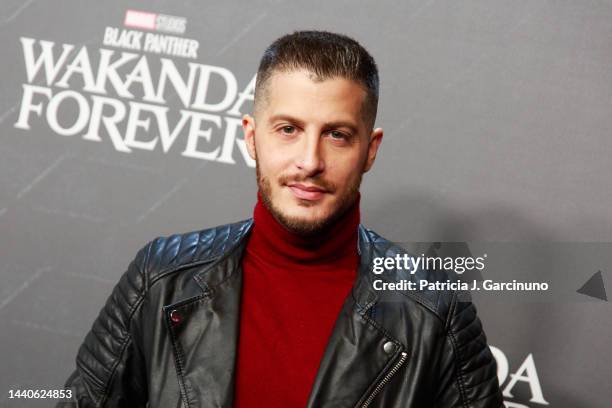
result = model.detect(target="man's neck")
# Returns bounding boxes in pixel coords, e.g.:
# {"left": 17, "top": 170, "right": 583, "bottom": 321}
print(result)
{"left": 246, "top": 191, "right": 361, "bottom": 269}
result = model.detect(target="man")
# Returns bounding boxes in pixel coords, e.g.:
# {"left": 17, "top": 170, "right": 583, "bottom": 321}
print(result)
{"left": 60, "top": 31, "right": 503, "bottom": 407}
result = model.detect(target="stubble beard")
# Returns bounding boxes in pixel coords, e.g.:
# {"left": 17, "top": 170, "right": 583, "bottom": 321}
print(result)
{"left": 256, "top": 162, "right": 362, "bottom": 236}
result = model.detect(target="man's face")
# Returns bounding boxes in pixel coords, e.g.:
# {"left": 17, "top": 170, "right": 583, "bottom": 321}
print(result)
{"left": 243, "top": 69, "right": 383, "bottom": 235}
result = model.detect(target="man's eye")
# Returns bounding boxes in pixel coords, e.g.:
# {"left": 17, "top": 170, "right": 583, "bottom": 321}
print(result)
{"left": 329, "top": 130, "right": 347, "bottom": 140}
{"left": 281, "top": 126, "right": 295, "bottom": 134}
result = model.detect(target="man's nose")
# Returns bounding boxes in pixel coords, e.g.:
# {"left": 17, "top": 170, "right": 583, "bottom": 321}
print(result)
{"left": 295, "top": 132, "right": 325, "bottom": 175}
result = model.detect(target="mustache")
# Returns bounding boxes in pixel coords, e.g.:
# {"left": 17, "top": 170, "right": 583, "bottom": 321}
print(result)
{"left": 278, "top": 174, "right": 336, "bottom": 192}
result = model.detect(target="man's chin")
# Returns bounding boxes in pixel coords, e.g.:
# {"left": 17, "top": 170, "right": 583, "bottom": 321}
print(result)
{"left": 271, "top": 207, "right": 335, "bottom": 236}
{"left": 283, "top": 221, "right": 330, "bottom": 236}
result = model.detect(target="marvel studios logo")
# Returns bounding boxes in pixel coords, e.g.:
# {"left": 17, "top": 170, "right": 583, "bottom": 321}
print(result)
{"left": 124, "top": 9, "right": 186, "bottom": 34}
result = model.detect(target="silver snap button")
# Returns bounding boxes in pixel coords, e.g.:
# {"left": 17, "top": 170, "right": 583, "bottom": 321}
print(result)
{"left": 383, "top": 341, "right": 395, "bottom": 354}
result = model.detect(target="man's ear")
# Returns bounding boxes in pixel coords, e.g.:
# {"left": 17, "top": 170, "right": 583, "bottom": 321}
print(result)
{"left": 363, "top": 127, "right": 383, "bottom": 173}
{"left": 242, "top": 114, "right": 257, "bottom": 161}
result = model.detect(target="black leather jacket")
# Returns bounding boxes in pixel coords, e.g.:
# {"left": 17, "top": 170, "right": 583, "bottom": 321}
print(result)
{"left": 59, "top": 219, "right": 503, "bottom": 407}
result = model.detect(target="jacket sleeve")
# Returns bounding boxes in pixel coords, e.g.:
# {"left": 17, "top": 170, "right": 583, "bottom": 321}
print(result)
{"left": 57, "top": 244, "right": 151, "bottom": 408}
{"left": 433, "top": 290, "right": 504, "bottom": 408}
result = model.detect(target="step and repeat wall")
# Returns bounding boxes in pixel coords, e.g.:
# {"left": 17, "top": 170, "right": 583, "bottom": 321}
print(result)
{"left": 1, "top": 1, "right": 610, "bottom": 407}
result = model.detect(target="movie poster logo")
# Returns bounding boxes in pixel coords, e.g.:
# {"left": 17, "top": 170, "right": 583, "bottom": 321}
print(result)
{"left": 14, "top": 9, "right": 256, "bottom": 167}
{"left": 492, "top": 346, "right": 549, "bottom": 407}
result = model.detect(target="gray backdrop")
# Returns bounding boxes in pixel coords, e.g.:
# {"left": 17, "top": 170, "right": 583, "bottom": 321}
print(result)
{"left": 1, "top": 0, "right": 610, "bottom": 407}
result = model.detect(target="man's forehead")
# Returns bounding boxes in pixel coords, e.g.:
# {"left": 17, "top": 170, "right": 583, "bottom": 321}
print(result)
{"left": 259, "top": 69, "right": 368, "bottom": 122}
{"left": 265, "top": 69, "right": 364, "bottom": 92}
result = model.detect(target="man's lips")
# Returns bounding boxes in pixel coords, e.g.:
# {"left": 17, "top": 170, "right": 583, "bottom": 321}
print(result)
{"left": 287, "top": 183, "right": 328, "bottom": 201}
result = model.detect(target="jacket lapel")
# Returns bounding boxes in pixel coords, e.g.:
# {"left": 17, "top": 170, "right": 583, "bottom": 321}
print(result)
{"left": 164, "top": 224, "right": 250, "bottom": 408}
{"left": 306, "top": 226, "right": 407, "bottom": 407}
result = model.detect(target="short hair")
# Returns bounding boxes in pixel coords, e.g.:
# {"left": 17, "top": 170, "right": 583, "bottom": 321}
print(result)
{"left": 254, "top": 30, "right": 379, "bottom": 130}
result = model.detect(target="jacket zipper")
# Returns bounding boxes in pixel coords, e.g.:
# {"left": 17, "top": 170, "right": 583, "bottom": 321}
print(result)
{"left": 359, "top": 351, "right": 408, "bottom": 408}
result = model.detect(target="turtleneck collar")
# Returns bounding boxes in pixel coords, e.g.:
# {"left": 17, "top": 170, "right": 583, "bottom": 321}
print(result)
{"left": 246, "top": 190, "right": 361, "bottom": 270}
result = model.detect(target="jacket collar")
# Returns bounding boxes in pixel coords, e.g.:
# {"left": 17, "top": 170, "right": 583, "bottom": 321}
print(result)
{"left": 191, "top": 218, "right": 381, "bottom": 308}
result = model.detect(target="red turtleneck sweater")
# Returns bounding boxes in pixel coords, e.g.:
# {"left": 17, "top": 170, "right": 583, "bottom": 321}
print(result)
{"left": 234, "top": 192, "right": 360, "bottom": 408}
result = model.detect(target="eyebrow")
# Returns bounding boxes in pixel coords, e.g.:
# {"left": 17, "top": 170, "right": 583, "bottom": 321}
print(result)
{"left": 268, "top": 114, "right": 360, "bottom": 134}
